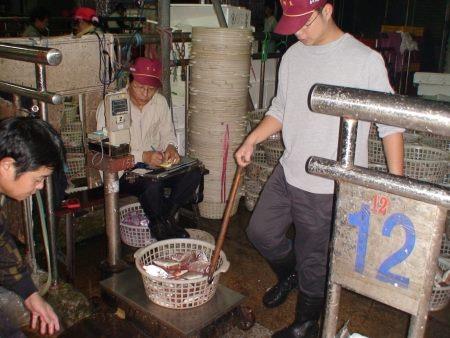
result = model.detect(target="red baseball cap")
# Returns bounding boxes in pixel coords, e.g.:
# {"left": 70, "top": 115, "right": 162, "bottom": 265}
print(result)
{"left": 274, "top": 0, "right": 327, "bottom": 35}
{"left": 130, "top": 57, "right": 162, "bottom": 88}
{"left": 73, "top": 7, "right": 98, "bottom": 23}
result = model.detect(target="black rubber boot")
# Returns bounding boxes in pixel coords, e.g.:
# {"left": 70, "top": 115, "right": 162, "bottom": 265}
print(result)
{"left": 272, "top": 293, "right": 324, "bottom": 338}
{"left": 164, "top": 218, "right": 190, "bottom": 239}
{"left": 162, "top": 203, "right": 190, "bottom": 239}
{"left": 148, "top": 218, "right": 173, "bottom": 241}
{"left": 263, "top": 251, "right": 298, "bottom": 308}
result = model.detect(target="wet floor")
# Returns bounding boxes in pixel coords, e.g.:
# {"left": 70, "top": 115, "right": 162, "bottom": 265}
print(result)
{"left": 28, "top": 198, "right": 450, "bottom": 337}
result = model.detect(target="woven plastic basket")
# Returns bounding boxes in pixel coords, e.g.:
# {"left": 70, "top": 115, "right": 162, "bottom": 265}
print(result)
{"left": 368, "top": 163, "right": 388, "bottom": 173}
{"left": 420, "top": 133, "right": 450, "bottom": 152}
{"left": 262, "top": 140, "right": 284, "bottom": 166}
{"left": 259, "top": 163, "right": 275, "bottom": 183}
{"left": 245, "top": 191, "right": 260, "bottom": 211}
{"left": 134, "top": 239, "right": 230, "bottom": 309}
{"left": 441, "top": 234, "right": 450, "bottom": 257}
{"left": 66, "top": 153, "right": 86, "bottom": 179}
{"left": 61, "top": 102, "right": 79, "bottom": 125}
{"left": 429, "top": 256, "right": 450, "bottom": 311}
{"left": 119, "top": 203, "right": 156, "bottom": 248}
{"left": 244, "top": 176, "right": 262, "bottom": 195}
{"left": 404, "top": 145, "right": 449, "bottom": 183}
{"left": 120, "top": 203, "right": 215, "bottom": 247}
{"left": 247, "top": 108, "right": 266, "bottom": 129}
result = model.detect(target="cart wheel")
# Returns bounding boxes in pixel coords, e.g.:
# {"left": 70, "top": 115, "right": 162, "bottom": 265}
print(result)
{"left": 236, "top": 306, "right": 255, "bottom": 331}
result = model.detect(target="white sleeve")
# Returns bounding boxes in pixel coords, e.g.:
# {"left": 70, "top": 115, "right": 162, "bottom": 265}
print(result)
{"left": 265, "top": 55, "right": 287, "bottom": 123}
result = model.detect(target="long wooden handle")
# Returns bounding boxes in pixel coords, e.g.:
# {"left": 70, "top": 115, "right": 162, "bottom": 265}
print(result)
{"left": 208, "top": 166, "right": 244, "bottom": 283}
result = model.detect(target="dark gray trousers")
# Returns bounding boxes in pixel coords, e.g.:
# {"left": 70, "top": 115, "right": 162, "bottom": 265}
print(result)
{"left": 247, "top": 164, "right": 334, "bottom": 298}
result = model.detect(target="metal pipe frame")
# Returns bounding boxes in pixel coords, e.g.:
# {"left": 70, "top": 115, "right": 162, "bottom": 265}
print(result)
{"left": 307, "top": 157, "right": 450, "bottom": 209}
{"left": 36, "top": 63, "right": 59, "bottom": 286}
{"left": 0, "top": 43, "right": 62, "bottom": 66}
{"left": 158, "top": 0, "right": 172, "bottom": 107}
{"left": 104, "top": 172, "right": 121, "bottom": 267}
{"left": 309, "top": 84, "right": 450, "bottom": 137}
{"left": 211, "top": 0, "right": 228, "bottom": 28}
{"left": 0, "top": 81, "right": 62, "bottom": 104}
{"left": 340, "top": 119, "right": 358, "bottom": 168}
{"left": 114, "top": 32, "right": 191, "bottom": 45}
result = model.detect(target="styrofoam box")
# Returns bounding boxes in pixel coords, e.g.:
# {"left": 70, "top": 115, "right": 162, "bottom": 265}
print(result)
{"left": 172, "top": 105, "right": 185, "bottom": 130}
{"left": 170, "top": 4, "right": 251, "bottom": 32}
{"left": 0, "top": 34, "right": 115, "bottom": 95}
{"left": 176, "top": 128, "right": 186, "bottom": 156}
{"left": 414, "top": 72, "right": 450, "bottom": 97}
{"left": 249, "top": 80, "right": 276, "bottom": 109}
{"left": 250, "top": 58, "right": 278, "bottom": 83}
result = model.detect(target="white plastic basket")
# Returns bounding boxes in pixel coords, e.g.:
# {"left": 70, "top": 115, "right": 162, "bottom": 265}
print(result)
{"left": 66, "top": 153, "right": 86, "bottom": 179}
{"left": 120, "top": 203, "right": 215, "bottom": 247}
{"left": 441, "top": 234, "right": 450, "bottom": 257}
{"left": 119, "top": 203, "right": 156, "bottom": 248}
{"left": 245, "top": 191, "right": 259, "bottom": 211}
{"left": 429, "top": 256, "right": 450, "bottom": 311}
{"left": 134, "top": 239, "right": 229, "bottom": 309}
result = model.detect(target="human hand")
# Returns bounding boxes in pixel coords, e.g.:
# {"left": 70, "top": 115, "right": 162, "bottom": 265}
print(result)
{"left": 163, "top": 144, "right": 180, "bottom": 165}
{"left": 235, "top": 141, "right": 255, "bottom": 167}
{"left": 24, "top": 292, "right": 60, "bottom": 335}
{"left": 142, "top": 150, "right": 163, "bottom": 167}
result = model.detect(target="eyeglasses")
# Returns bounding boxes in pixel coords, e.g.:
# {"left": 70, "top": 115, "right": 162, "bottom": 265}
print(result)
{"left": 303, "top": 7, "right": 323, "bottom": 28}
{"left": 131, "top": 82, "right": 156, "bottom": 94}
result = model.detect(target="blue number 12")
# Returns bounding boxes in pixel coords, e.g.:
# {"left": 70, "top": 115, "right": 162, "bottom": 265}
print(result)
{"left": 347, "top": 205, "right": 415, "bottom": 288}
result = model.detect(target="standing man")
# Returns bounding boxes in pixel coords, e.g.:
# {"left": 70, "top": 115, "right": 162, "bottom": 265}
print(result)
{"left": 23, "top": 6, "right": 49, "bottom": 38}
{"left": 73, "top": 7, "right": 101, "bottom": 38}
{"left": 235, "top": 1, "right": 404, "bottom": 337}
{"left": 97, "top": 57, "right": 201, "bottom": 241}
{"left": 0, "top": 117, "right": 63, "bottom": 336}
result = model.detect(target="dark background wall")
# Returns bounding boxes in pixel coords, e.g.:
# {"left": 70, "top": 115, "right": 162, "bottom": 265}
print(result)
{"left": 0, "top": 0, "right": 448, "bottom": 71}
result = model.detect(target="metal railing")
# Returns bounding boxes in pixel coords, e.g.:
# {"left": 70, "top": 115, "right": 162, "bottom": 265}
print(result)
{"left": 0, "top": 43, "right": 63, "bottom": 286}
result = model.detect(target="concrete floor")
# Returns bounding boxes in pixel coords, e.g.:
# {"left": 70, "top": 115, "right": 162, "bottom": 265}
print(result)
{"left": 51, "top": 199, "right": 449, "bottom": 337}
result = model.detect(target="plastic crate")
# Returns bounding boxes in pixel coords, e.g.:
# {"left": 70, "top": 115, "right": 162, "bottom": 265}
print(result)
{"left": 66, "top": 153, "right": 86, "bottom": 179}
{"left": 262, "top": 140, "right": 284, "bottom": 166}
{"left": 429, "top": 256, "right": 450, "bottom": 311}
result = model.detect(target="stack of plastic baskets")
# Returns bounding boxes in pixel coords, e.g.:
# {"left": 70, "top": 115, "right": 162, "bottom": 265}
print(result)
{"left": 134, "top": 239, "right": 229, "bottom": 309}
{"left": 429, "top": 241, "right": 450, "bottom": 311}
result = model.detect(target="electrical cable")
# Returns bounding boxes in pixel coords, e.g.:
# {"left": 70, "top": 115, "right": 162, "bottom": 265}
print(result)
{"left": 35, "top": 190, "right": 51, "bottom": 296}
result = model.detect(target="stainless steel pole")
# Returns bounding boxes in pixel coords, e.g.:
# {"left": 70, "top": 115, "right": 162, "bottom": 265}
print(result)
{"left": 0, "top": 81, "right": 62, "bottom": 104}
{"left": 103, "top": 172, "right": 121, "bottom": 267}
{"left": 309, "top": 84, "right": 450, "bottom": 137}
{"left": 0, "top": 43, "right": 62, "bottom": 65}
{"left": 36, "top": 63, "right": 58, "bottom": 286}
{"left": 158, "top": 0, "right": 172, "bottom": 107}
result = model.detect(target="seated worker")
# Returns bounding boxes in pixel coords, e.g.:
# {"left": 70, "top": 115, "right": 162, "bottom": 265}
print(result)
{"left": 73, "top": 7, "right": 101, "bottom": 38}
{"left": 23, "top": 6, "right": 49, "bottom": 38}
{"left": 96, "top": 57, "right": 202, "bottom": 241}
{"left": 0, "top": 117, "right": 64, "bottom": 336}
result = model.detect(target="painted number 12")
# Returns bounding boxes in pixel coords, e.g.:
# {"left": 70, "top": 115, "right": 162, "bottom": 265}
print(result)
{"left": 347, "top": 203, "right": 416, "bottom": 288}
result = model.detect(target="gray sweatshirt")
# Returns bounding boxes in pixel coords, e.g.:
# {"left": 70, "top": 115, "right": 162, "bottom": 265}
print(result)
{"left": 267, "top": 33, "right": 403, "bottom": 194}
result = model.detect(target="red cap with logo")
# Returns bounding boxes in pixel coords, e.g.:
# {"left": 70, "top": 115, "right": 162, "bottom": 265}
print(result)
{"left": 73, "top": 7, "right": 99, "bottom": 23}
{"left": 130, "top": 57, "right": 162, "bottom": 88}
{"left": 274, "top": 0, "right": 327, "bottom": 35}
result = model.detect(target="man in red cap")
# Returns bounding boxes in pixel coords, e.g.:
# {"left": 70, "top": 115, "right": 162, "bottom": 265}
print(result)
{"left": 236, "top": 1, "right": 404, "bottom": 337}
{"left": 73, "top": 7, "right": 101, "bottom": 38}
{"left": 97, "top": 57, "right": 201, "bottom": 240}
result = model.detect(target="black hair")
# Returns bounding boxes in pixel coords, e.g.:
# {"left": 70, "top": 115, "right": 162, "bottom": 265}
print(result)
{"left": 29, "top": 6, "right": 49, "bottom": 23}
{"left": 0, "top": 117, "right": 66, "bottom": 176}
